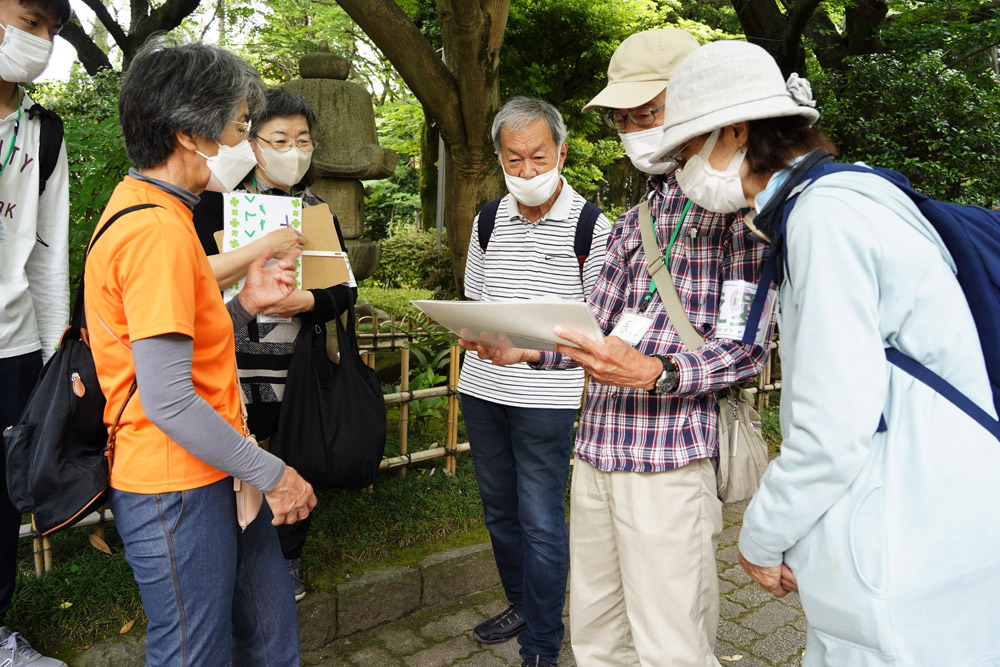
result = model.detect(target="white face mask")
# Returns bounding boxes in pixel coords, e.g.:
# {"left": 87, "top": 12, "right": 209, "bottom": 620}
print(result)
{"left": 0, "top": 24, "right": 53, "bottom": 83}
{"left": 674, "top": 129, "right": 748, "bottom": 213}
{"left": 503, "top": 164, "right": 561, "bottom": 207}
{"left": 196, "top": 140, "right": 259, "bottom": 193}
{"left": 619, "top": 126, "right": 676, "bottom": 175}
{"left": 259, "top": 145, "right": 312, "bottom": 188}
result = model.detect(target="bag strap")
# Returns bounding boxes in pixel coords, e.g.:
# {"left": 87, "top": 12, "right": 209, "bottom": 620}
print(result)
{"left": 104, "top": 381, "right": 137, "bottom": 471}
{"left": 72, "top": 203, "right": 163, "bottom": 331}
{"left": 637, "top": 198, "right": 704, "bottom": 351}
{"left": 573, "top": 201, "right": 603, "bottom": 279}
{"left": 477, "top": 197, "right": 504, "bottom": 252}
{"left": 885, "top": 347, "right": 1000, "bottom": 442}
{"left": 27, "top": 102, "right": 63, "bottom": 196}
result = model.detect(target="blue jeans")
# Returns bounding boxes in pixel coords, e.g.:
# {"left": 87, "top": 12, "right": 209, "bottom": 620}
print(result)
{"left": 110, "top": 477, "right": 299, "bottom": 666}
{"left": 460, "top": 393, "right": 575, "bottom": 662}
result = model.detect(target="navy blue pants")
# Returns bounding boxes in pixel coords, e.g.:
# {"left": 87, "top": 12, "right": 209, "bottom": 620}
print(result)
{"left": 460, "top": 393, "right": 575, "bottom": 663}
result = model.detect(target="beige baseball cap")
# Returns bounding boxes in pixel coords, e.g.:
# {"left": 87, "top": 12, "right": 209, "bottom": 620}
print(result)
{"left": 583, "top": 28, "right": 700, "bottom": 112}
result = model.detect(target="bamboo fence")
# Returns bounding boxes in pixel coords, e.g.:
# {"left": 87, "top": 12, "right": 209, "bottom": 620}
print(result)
{"left": 18, "top": 312, "right": 781, "bottom": 576}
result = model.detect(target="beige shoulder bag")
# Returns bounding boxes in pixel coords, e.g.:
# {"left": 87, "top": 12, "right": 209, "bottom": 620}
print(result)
{"left": 637, "top": 199, "right": 769, "bottom": 503}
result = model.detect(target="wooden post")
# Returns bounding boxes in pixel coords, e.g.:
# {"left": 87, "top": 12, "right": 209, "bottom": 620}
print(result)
{"left": 399, "top": 341, "right": 410, "bottom": 478}
{"left": 42, "top": 536, "right": 53, "bottom": 574}
{"left": 30, "top": 516, "right": 42, "bottom": 578}
{"left": 446, "top": 344, "right": 460, "bottom": 476}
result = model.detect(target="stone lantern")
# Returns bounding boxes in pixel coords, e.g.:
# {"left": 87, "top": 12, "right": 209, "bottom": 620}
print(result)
{"left": 283, "top": 42, "right": 397, "bottom": 281}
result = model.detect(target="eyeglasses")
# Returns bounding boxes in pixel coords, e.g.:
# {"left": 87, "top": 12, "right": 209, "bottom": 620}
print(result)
{"left": 255, "top": 135, "right": 319, "bottom": 153}
{"left": 231, "top": 119, "right": 252, "bottom": 140}
{"left": 666, "top": 141, "right": 693, "bottom": 168}
{"left": 600, "top": 103, "right": 666, "bottom": 132}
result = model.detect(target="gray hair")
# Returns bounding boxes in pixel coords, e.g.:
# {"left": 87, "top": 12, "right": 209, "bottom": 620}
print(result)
{"left": 119, "top": 36, "right": 266, "bottom": 169}
{"left": 491, "top": 96, "right": 567, "bottom": 153}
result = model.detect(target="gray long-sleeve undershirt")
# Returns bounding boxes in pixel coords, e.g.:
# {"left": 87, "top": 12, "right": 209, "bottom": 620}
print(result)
{"left": 130, "top": 298, "right": 285, "bottom": 493}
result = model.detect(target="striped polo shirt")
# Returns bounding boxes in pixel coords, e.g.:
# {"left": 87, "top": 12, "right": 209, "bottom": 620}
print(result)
{"left": 457, "top": 177, "right": 611, "bottom": 409}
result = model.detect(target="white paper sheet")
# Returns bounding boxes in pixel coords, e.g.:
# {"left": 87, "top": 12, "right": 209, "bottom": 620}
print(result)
{"left": 411, "top": 297, "right": 604, "bottom": 351}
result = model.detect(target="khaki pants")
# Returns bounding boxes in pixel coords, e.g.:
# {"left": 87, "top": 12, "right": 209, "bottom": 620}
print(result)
{"left": 569, "top": 458, "right": 723, "bottom": 667}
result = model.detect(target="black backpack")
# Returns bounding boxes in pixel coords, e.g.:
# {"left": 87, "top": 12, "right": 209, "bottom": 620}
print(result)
{"left": 477, "top": 196, "right": 603, "bottom": 279}
{"left": 27, "top": 102, "right": 63, "bottom": 195}
{"left": 3, "top": 204, "right": 158, "bottom": 536}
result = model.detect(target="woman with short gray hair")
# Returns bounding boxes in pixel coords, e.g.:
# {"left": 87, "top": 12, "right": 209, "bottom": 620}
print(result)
{"left": 84, "top": 39, "right": 315, "bottom": 666}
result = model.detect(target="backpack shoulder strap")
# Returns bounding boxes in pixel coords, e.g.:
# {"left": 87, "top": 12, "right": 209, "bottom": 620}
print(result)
{"left": 573, "top": 201, "right": 603, "bottom": 278}
{"left": 477, "top": 197, "right": 504, "bottom": 252}
{"left": 73, "top": 203, "right": 163, "bottom": 330}
{"left": 26, "top": 103, "right": 64, "bottom": 196}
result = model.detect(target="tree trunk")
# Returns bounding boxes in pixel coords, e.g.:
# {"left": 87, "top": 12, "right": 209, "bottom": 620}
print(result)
{"left": 336, "top": 0, "right": 510, "bottom": 291}
{"left": 419, "top": 112, "right": 439, "bottom": 232}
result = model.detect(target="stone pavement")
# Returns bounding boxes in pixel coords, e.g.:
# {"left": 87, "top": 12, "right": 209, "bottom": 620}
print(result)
{"left": 300, "top": 500, "right": 808, "bottom": 667}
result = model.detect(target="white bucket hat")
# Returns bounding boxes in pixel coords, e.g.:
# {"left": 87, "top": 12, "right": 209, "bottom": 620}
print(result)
{"left": 652, "top": 40, "right": 820, "bottom": 161}
{"left": 582, "top": 28, "right": 699, "bottom": 112}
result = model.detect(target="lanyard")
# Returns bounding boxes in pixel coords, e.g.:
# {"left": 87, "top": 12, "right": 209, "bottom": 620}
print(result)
{"left": 639, "top": 199, "right": 692, "bottom": 313}
{"left": 0, "top": 85, "right": 21, "bottom": 180}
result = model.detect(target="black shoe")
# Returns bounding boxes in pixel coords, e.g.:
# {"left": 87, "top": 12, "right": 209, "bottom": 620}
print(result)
{"left": 521, "top": 657, "right": 556, "bottom": 667}
{"left": 473, "top": 604, "right": 526, "bottom": 644}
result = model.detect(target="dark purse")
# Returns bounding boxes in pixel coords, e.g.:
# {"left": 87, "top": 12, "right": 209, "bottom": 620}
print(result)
{"left": 269, "top": 302, "right": 387, "bottom": 488}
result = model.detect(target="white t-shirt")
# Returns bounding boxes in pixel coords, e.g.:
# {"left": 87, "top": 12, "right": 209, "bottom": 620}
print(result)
{"left": 0, "top": 89, "right": 70, "bottom": 362}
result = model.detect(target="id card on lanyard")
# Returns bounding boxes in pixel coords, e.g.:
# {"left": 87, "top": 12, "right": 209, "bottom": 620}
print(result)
{"left": 610, "top": 200, "right": 693, "bottom": 346}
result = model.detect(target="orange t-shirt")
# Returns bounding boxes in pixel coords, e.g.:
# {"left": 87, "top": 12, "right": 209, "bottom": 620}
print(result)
{"left": 84, "top": 176, "right": 240, "bottom": 493}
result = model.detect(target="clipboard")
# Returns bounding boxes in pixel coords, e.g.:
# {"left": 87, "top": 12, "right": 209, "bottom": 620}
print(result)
{"left": 214, "top": 203, "right": 352, "bottom": 289}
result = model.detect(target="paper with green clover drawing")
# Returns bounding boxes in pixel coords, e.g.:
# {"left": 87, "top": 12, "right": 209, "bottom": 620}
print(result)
{"left": 221, "top": 193, "right": 303, "bottom": 314}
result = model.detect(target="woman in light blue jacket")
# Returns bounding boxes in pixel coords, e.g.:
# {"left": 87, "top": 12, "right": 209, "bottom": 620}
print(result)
{"left": 652, "top": 40, "right": 1000, "bottom": 665}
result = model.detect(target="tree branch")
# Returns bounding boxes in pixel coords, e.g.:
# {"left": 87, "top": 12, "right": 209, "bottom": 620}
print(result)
{"left": 78, "top": 0, "right": 129, "bottom": 50}
{"left": 133, "top": 0, "right": 203, "bottom": 49}
{"left": 336, "top": 0, "right": 465, "bottom": 150}
{"left": 58, "top": 18, "right": 113, "bottom": 74}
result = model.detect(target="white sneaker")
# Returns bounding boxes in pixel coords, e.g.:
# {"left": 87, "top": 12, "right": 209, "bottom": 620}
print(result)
{"left": 0, "top": 627, "right": 67, "bottom": 666}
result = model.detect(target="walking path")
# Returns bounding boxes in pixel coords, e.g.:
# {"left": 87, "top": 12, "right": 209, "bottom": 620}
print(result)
{"left": 301, "top": 500, "right": 807, "bottom": 666}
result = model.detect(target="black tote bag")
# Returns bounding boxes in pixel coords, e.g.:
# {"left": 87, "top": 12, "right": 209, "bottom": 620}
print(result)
{"left": 269, "top": 302, "right": 386, "bottom": 488}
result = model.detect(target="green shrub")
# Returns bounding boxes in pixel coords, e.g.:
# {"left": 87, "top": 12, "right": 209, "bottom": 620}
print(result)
{"left": 31, "top": 69, "right": 131, "bottom": 282}
{"left": 368, "top": 230, "right": 454, "bottom": 295}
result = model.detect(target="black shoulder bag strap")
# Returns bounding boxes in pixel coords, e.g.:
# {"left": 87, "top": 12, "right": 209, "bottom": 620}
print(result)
{"left": 27, "top": 103, "right": 64, "bottom": 196}
{"left": 72, "top": 203, "right": 163, "bottom": 331}
{"left": 477, "top": 197, "right": 505, "bottom": 251}
{"left": 573, "top": 201, "right": 603, "bottom": 279}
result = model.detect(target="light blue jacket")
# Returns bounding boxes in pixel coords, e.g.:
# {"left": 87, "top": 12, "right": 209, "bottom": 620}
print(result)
{"left": 739, "top": 170, "right": 1000, "bottom": 666}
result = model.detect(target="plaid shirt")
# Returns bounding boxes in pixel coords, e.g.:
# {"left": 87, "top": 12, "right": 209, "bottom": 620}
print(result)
{"left": 537, "top": 173, "right": 773, "bottom": 472}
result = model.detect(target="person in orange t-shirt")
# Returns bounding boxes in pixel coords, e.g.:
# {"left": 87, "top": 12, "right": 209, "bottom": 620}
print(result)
{"left": 84, "top": 39, "right": 315, "bottom": 667}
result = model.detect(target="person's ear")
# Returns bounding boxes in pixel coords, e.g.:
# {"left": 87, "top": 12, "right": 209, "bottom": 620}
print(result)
{"left": 175, "top": 131, "right": 200, "bottom": 153}
{"left": 558, "top": 142, "right": 568, "bottom": 170}
{"left": 730, "top": 122, "right": 750, "bottom": 150}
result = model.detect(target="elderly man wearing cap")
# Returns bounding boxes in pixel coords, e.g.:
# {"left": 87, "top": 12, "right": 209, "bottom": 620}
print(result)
{"left": 460, "top": 29, "right": 774, "bottom": 666}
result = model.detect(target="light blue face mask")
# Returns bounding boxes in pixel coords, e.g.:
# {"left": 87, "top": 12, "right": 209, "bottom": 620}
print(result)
{"left": 752, "top": 154, "right": 809, "bottom": 212}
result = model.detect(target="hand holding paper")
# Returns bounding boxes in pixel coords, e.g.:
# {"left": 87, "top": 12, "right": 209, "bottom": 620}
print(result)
{"left": 264, "top": 227, "right": 308, "bottom": 259}
{"left": 553, "top": 326, "right": 663, "bottom": 390}
{"left": 457, "top": 334, "right": 540, "bottom": 366}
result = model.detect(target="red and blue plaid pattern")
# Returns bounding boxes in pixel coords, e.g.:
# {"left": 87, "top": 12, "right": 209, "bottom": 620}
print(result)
{"left": 538, "top": 174, "right": 774, "bottom": 472}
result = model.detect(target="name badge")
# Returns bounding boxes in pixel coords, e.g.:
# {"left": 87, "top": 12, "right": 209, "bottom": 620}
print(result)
{"left": 610, "top": 309, "right": 654, "bottom": 346}
{"left": 715, "top": 280, "right": 777, "bottom": 346}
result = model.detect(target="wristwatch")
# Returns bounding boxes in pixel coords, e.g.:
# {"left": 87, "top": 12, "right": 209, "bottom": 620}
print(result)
{"left": 649, "top": 355, "right": 679, "bottom": 394}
